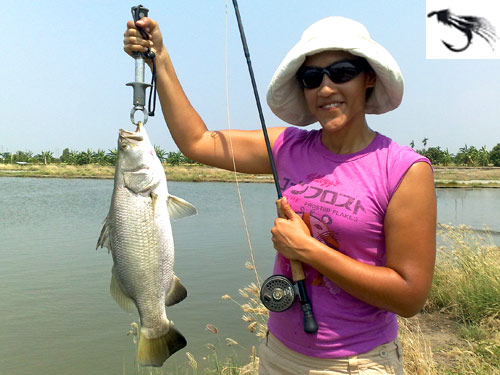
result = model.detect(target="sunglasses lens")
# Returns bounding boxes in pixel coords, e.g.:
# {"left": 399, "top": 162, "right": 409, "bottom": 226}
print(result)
{"left": 327, "top": 62, "right": 359, "bottom": 83}
{"left": 299, "top": 68, "right": 324, "bottom": 88}
{"left": 297, "top": 60, "right": 365, "bottom": 88}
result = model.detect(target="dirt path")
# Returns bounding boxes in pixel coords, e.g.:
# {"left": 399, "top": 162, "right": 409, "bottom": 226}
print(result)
{"left": 408, "top": 312, "right": 467, "bottom": 368}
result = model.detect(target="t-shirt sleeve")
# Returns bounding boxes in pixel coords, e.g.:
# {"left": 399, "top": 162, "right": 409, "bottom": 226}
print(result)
{"left": 387, "top": 146, "right": 432, "bottom": 199}
{"left": 272, "top": 126, "right": 288, "bottom": 159}
{"left": 272, "top": 126, "right": 306, "bottom": 162}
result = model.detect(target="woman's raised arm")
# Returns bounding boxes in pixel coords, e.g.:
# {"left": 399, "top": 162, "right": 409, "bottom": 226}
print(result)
{"left": 124, "top": 18, "right": 286, "bottom": 173}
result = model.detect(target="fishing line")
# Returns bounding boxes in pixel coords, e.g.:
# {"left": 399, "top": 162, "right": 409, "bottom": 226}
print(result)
{"left": 231, "top": 0, "right": 318, "bottom": 334}
{"left": 224, "top": 0, "right": 261, "bottom": 288}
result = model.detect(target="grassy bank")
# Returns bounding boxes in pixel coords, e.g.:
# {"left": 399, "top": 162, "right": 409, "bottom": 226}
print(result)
{"left": 0, "top": 163, "right": 273, "bottom": 183}
{"left": 408, "top": 224, "right": 500, "bottom": 374}
{"left": 1, "top": 163, "right": 500, "bottom": 186}
{"left": 433, "top": 166, "right": 500, "bottom": 188}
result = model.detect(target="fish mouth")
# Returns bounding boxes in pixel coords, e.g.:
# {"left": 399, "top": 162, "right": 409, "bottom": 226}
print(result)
{"left": 119, "top": 124, "right": 144, "bottom": 142}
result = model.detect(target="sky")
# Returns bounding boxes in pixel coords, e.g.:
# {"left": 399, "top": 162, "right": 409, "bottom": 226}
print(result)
{"left": 1, "top": 0, "right": 500, "bottom": 157}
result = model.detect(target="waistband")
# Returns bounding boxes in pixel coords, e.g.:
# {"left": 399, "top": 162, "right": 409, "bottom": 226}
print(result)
{"left": 265, "top": 331, "right": 402, "bottom": 371}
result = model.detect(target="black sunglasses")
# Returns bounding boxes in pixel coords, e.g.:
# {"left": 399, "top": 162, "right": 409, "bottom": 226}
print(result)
{"left": 296, "top": 58, "right": 370, "bottom": 89}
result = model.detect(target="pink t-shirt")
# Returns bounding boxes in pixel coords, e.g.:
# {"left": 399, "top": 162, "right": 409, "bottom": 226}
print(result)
{"left": 268, "top": 127, "right": 431, "bottom": 358}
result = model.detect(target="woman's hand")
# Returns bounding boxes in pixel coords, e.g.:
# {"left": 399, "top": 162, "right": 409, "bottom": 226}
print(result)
{"left": 123, "top": 18, "right": 165, "bottom": 63}
{"left": 271, "top": 197, "right": 313, "bottom": 261}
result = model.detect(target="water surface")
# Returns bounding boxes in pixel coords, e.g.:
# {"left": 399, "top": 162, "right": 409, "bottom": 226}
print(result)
{"left": 1, "top": 178, "right": 499, "bottom": 374}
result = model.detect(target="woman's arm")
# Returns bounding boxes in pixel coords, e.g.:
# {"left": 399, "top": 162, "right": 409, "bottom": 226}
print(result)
{"left": 271, "top": 162, "right": 436, "bottom": 317}
{"left": 123, "top": 18, "right": 286, "bottom": 173}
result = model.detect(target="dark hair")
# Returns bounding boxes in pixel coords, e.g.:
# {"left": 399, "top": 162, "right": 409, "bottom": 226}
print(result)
{"left": 363, "top": 59, "right": 375, "bottom": 102}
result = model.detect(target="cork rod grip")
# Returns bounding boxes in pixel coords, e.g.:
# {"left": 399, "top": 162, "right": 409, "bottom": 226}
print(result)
{"left": 276, "top": 198, "right": 306, "bottom": 282}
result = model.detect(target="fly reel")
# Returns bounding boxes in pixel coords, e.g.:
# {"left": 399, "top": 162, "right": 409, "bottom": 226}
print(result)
{"left": 260, "top": 275, "right": 296, "bottom": 312}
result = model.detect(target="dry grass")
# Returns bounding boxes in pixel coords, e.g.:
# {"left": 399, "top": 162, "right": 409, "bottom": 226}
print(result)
{"left": 422, "top": 224, "right": 500, "bottom": 374}
{"left": 433, "top": 166, "right": 500, "bottom": 181}
{"left": 0, "top": 163, "right": 273, "bottom": 182}
{"left": 3, "top": 163, "right": 500, "bottom": 186}
{"left": 434, "top": 167, "right": 500, "bottom": 187}
{"left": 0, "top": 163, "right": 115, "bottom": 178}
{"left": 163, "top": 165, "right": 272, "bottom": 183}
{"left": 428, "top": 225, "right": 500, "bottom": 325}
{"left": 398, "top": 317, "right": 437, "bottom": 375}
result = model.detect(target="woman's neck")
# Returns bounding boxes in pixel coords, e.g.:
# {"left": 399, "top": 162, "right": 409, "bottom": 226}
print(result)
{"left": 320, "top": 120, "right": 376, "bottom": 155}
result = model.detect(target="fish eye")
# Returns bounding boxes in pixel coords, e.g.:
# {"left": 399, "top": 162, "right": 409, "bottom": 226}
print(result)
{"left": 119, "top": 139, "right": 129, "bottom": 150}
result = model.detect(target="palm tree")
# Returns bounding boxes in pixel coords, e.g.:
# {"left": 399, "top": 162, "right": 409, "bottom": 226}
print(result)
{"left": 2, "top": 152, "right": 12, "bottom": 164}
{"left": 167, "top": 151, "right": 182, "bottom": 166}
{"left": 14, "top": 150, "right": 33, "bottom": 163}
{"left": 107, "top": 149, "right": 118, "bottom": 166}
{"left": 456, "top": 145, "right": 479, "bottom": 166}
{"left": 477, "top": 146, "right": 490, "bottom": 166}
{"left": 154, "top": 145, "right": 167, "bottom": 163}
{"left": 94, "top": 149, "right": 108, "bottom": 165}
{"left": 442, "top": 149, "right": 452, "bottom": 166}
{"left": 40, "top": 151, "right": 53, "bottom": 165}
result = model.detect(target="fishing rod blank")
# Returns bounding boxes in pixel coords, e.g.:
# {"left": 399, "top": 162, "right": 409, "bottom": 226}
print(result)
{"left": 231, "top": 0, "right": 318, "bottom": 334}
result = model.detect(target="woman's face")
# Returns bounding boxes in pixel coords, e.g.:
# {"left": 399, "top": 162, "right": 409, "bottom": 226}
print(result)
{"left": 302, "top": 50, "right": 375, "bottom": 133}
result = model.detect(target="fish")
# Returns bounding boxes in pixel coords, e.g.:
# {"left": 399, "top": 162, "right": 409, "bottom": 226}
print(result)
{"left": 96, "top": 122, "right": 197, "bottom": 367}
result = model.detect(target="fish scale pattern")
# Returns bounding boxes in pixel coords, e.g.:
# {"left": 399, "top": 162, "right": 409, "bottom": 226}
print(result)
{"left": 111, "top": 185, "right": 174, "bottom": 336}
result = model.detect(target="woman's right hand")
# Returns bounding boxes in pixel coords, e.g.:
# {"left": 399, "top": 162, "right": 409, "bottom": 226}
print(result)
{"left": 123, "top": 18, "right": 165, "bottom": 63}
{"left": 122, "top": 16, "right": 286, "bottom": 174}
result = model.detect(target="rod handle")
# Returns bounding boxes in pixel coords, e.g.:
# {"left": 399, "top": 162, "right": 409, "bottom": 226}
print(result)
{"left": 276, "top": 198, "right": 318, "bottom": 334}
{"left": 276, "top": 198, "right": 306, "bottom": 281}
{"left": 297, "top": 280, "right": 319, "bottom": 333}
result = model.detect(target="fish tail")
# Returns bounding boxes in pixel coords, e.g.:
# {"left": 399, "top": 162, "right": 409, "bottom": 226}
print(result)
{"left": 137, "top": 325, "right": 187, "bottom": 367}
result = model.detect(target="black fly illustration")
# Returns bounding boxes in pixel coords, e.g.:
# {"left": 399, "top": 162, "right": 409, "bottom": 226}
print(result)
{"left": 427, "top": 9, "right": 497, "bottom": 52}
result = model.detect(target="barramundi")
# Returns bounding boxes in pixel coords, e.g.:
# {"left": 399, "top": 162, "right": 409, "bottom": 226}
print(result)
{"left": 96, "top": 123, "right": 196, "bottom": 366}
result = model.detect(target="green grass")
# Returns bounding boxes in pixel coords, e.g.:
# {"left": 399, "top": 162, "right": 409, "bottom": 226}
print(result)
{"left": 428, "top": 225, "right": 500, "bottom": 325}
{"left": 420, "top": 224, "right": 500, "bottom": 374}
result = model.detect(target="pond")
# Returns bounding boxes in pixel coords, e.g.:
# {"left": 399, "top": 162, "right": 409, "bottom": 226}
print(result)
{"left": 0, "top": 177, "right": 498, "bottom": 374}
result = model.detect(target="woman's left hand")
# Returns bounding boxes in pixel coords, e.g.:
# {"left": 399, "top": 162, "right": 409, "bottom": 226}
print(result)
{"left": 271, "top": 197, "right": 312, "bottom": 261}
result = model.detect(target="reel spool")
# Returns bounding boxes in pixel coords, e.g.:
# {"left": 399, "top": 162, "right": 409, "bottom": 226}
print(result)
{"left": 260, "top": 275, "right": 296, "bottom": 312}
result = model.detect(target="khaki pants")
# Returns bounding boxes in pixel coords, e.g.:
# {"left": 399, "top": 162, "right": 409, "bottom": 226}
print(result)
{"left": 258, "top": 332, "right": 404, "bottom": 375}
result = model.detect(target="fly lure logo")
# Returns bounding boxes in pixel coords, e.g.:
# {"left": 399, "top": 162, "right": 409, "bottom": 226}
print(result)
{"left": 426, "top": 0, "right": 500, "bottom": 59}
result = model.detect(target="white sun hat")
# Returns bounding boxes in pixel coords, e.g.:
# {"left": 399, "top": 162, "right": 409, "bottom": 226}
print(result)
{"left": 266, "top": 16, "right": 404, "bottom": 126}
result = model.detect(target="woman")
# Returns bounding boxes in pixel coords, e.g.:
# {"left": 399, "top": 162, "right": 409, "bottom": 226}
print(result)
{"left": 124, "top": 15, "right": 436, "bottom": 375}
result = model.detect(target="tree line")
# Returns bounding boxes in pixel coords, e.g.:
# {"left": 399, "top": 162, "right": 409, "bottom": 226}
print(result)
{"left": 2, "top": 140, "right": 500, "bottom": 167}
{"left": 412, "top": 139, "right": 500, "bottom": 167}
{"left": 0, "top": 147, "right": 198, "bottom": 166}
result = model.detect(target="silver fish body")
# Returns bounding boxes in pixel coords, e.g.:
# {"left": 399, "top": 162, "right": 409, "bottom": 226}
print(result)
{"left": 97, "top": 123, "right": 196, "bottom": 366}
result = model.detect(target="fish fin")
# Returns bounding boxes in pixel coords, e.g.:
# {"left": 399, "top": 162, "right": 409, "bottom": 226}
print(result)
{"left": 138, "top": 325, "right": 187, "bottom": 367}
{"left": 96, "top": 216, "right": 112, "bottom": 253}
{"left": 167, "top": 195, "right": 197, "bottom": 220}
{"left": 110, "top": 266, "right": 136, "bottom": 313}
{"left": 123, "top": 171, "right": 157, "bottom": 194}
{"left": 165, "top": 275, "right": 187, "bottom": 307}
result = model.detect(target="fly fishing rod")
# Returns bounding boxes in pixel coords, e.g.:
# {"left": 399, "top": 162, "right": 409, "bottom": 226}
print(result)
{"left": 127, "top": 4, "right": 157, "bottom": 126}
{"left": 231, "top": 0, "right": 318, "bottom": 334}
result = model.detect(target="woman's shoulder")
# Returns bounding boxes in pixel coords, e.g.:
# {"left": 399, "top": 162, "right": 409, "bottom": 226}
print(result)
{"left": 274, "top": 126, "right": 321, "bottom": 150}
{"left": 373, "top": 134, "right": 432, "bottom": 198}
{"left": 374, "top": 133, "right": 428, "bottom": 164}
